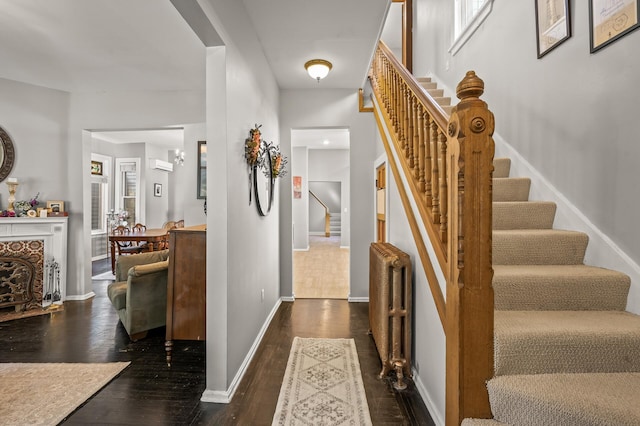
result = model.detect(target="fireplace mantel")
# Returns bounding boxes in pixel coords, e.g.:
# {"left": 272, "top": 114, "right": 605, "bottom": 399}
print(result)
{"left": 0, "top": 217, "right": 68, "bottom": 305}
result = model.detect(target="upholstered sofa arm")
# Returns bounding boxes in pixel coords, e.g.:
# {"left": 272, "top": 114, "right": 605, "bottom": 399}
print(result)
{"left": 129, "top": 259, "right": 169, "bottom": 277}
{"left": 115, "top": 249, "right": 170, "bottom": 281}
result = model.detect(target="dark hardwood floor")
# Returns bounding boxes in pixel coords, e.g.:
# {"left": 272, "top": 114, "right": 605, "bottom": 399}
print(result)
{"left": 0, "top": 258, "right": 434, "bottom": 425}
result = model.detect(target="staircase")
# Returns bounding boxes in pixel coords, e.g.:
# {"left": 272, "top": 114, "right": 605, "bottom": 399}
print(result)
{"left": 463, "top": 158, "right": 640, "bottom": 425}
{"left": 329, "top": 212, "right": 341, "bottom": 236}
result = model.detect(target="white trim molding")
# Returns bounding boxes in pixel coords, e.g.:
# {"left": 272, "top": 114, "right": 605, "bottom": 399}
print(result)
{"left": 347, "top": 296, "right": 369, "bottom": 303}
{"left": 200, "top": 298, "right": 283, "bottom": 404}
{"left": 449, "top": 0, "right": 493, "bottom": 55}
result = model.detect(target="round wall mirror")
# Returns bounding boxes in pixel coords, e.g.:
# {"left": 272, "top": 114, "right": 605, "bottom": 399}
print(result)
{"left": 0, "top": 127, "right": 16, "bottom": 183}
{"left": 254, "top": 146, "right": 273, "bottom": 216}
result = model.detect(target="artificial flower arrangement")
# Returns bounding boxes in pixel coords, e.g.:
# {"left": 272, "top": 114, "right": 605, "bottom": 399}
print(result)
{"left": 266, "top": 143, "right": 287, "bottom": 179}
{"left": 1, "top": 193, "right": 39, "bottom": 217}
{"left": 245, "top": 124, "right": 263, "bottom": 167}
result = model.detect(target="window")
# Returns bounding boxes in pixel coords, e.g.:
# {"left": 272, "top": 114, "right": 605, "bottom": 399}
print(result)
{"left": 115, "top": 159, "right": 140, "bottom": 226}
{"left": 91, "top": 180, "right": 107, "bottom": 232}
{"left": 450, "top": 0, "right": 493, "bottom": 55}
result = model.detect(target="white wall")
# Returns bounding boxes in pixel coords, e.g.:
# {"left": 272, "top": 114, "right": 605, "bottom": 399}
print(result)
{"left": 279, "top": 89, "right": 376, "bottom": 300}
{"left": 0, "top": 78, "right": 69, "bottom": 213}
{"left": 414, "top": 0, "right": 640, "bottom": 312}
{"left": 177, "top": 123, "right": 207, "bottom": 226}
{"left": 197, "top": 0, "right": 281, "bottom": 397}
{"left": 308, "top": 149, "right": 350, "bottom": 247}
{"left": 291, "top": 146, "right": 309, "bottom": 250}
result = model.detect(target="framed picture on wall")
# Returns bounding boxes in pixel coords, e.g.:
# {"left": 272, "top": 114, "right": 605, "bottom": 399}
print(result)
{"left": 154, "top": 183, "right": 162, "bottom": 197}
{"left": 535, "top": 0, "right": 571, "bottom": 58}
{"left": 91, "top": 160, "right": 103, "bottom": 175}
{"left": 589, "top": 0, "right": 639, "bottom": 52}
{"left": 293, "top": 176, "right": 302, "bottom": 199}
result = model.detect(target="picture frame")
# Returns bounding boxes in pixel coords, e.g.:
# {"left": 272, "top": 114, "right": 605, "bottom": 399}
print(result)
{"left": 589, "top": 0, "right": 639, "bottom": 53}
{"left": 293, "top": 176, "right": 302, "bottom": 199}
{"left": 46, "top": 200, "right": 64, "bottom": 213}
{"left": 154, "top": 183, "right": 162, "bottom": 197}
{"left": 535, "top": 0, "right": 571, "bottom": 58}
{"left": 91, "top": 160, "right": 103, "bottom": 175}
{"left": 197, "top": 141, "right": 207, "bottom": 199}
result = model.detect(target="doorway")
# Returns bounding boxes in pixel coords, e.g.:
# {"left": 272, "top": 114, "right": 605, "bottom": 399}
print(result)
{"left": 291, "top": 128, "right": 350, "bottom": 299}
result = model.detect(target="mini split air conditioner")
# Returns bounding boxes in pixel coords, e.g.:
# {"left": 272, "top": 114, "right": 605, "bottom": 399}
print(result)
{"left": 150, "top": 159, "right": 174, "bottom": 172}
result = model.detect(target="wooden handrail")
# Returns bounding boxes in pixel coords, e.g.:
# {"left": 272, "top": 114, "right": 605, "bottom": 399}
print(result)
{"left": 369, "top": 40, "right": 494, "bottom": 424}
{"left": 309, "top": 190, "right": 331, "bottom": 237}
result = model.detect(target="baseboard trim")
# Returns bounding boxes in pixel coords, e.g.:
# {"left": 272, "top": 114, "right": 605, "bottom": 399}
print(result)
{"left": 339, "top": 245, "right": 350, "bottom": 249}
{"left": 348, "top": 296, "right": 369, "bottom": 303}
{"left": 412, "top": 369, "right": 444, "bottom": 426}
{"left": 65, "top": 292, "right": 96, "bottom": 301}
{"left": 293, "top": 246, "right": 310, "bottom": 252}
{"left": 200, "top": 298, "right": 283, "bottom": 404}
{"left": 281, "top": 296, "right": 295, "bottom": 302}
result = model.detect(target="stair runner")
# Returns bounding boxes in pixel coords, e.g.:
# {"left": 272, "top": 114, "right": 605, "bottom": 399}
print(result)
{"left": 462, "top": 157, "right": 640, "bottom": 426}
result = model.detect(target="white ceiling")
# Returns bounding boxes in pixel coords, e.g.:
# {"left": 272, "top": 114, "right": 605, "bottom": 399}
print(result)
{"left": 241, "top": 0, "right": 390, "bottom": 90}
{"left": 92, "top": 128, "right": 185, "bottom": 149}
{"left": 0, "top": 0, "right": 390, "bottom": 144}
{"left": 291, "top": 128, "right": 350, "bottom": 150}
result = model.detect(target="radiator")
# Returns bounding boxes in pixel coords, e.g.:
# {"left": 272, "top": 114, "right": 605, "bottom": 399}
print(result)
{"left": 369, "top": 242, "right": 412, "bottom": 390}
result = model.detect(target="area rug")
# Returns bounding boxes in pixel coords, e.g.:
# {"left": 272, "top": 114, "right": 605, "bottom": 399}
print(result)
{"left": 272, "top": 337, "right": 372, "bottom": 425}
{"left": 0, "top": 362, "right": 130, "bottom": 425}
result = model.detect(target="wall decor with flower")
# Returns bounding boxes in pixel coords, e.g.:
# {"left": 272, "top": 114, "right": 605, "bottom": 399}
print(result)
{"left": 244, "top": 124, "right": 287, "bottom": 216}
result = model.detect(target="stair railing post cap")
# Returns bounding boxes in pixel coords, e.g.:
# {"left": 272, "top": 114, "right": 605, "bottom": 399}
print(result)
{"left": 456, "top": 70, "right": 485, "bottom": 101}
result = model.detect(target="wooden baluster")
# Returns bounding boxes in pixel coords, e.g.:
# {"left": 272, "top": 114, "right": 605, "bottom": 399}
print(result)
{"left": 438, "top": 130, "right": 447, "bottom": 243}
{"left": 424, "top": 115, "right": 433, "bottom": 208}
{"left": 417, "top": 103, "right": 426, "bottom": 192}
{"left": 407, "top": 91, "right": 415, "bottom": 168}
{"left": 413, "top": 96, "right": 421, "bottom": 179}
{"left": 430, "top": 118, "right": 440, "bottom": 223}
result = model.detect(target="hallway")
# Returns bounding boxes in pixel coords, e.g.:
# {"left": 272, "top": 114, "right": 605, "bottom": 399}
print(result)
{"left": 294, "top": 235, "right": 350, "bottom": 299}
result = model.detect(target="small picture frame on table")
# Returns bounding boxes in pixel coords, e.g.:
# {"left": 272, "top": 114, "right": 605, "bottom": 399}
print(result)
{"left": 46, "top": 201, "right": 64, "bottom": 213}
{"left": 154, "top": 183, "right": 162, "bottom": 197}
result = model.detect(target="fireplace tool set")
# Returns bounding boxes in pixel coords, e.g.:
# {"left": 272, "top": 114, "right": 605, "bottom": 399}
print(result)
{"left": 44, "top": 258, "right": 61, "bottom": 307}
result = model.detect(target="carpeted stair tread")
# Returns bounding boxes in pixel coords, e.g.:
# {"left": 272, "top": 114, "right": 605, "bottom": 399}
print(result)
{"left": 433, "top": 96, "right": 451, "bottom": 106}
{"left": 441, "top": 105, "right": 455, "bottom": 115}
{"left": 416, "top": 77, "right": 431, "bottom": 83}
{"left": 420, "top": 81, "right": 437, "bottom": 90}
{"left": 494, "top": 310, "right": 640, "bottom": 375}
{"left": 493, "top": 229, "right": 588, "bottom": 265}
{"left": 462, "top": 419, "right": 510, "bottom": 426}
{"left": 426, "top": 88, "right": 444, "bottom": 97}
{"left": 493, "top": 158, "right": 511, "bottom": 178}
{"left": 493, "top": 201, "right": 556, "bottom": 230}
{"left": 487, "top": 372, "right": 640, "bottom": 426}
{"left": 493, "top": 178, "right": 530, "bottom": 201}
{"left": 493, "top": 265, "right": 630, "bottom": 311}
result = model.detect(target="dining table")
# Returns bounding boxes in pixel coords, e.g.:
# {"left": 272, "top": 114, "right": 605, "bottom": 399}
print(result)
{"left": 108, "top": 227, "right": 168, "bottom": 273}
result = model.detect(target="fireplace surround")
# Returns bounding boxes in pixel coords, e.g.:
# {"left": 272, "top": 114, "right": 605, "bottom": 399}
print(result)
{"left": 0, "top": 217, "right": 68, "bottom": 311}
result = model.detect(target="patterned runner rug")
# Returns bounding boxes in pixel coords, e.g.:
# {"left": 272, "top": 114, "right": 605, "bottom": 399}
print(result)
{"left": 272, "top": 337, "right": 372, "bottom": 425}
{"left": 0, "top": 362, "right": 130, "bottom": 425}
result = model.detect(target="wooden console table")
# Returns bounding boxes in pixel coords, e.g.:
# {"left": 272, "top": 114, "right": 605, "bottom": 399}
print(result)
{"left": 165, "top": 224, "right": 206, "bottom": 365}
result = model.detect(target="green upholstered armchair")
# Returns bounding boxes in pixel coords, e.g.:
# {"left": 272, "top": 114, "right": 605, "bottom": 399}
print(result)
{"left": 107, "top": 249, "right": 170, "bottom": 341}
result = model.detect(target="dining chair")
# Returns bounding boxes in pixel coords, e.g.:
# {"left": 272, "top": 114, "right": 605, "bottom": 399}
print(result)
{"left": 113, "top": 225, "right": 145, "bottom": 256}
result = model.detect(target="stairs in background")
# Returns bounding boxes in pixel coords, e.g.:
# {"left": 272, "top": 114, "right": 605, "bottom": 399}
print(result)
{"left": 416, "top": 77, "right": 454, "bottom": 114}
{"left": 463, "top": 158, "right": 640, "bottom": 425}
{"left": 329, "top": 212, "right": 341, "bottom": 236}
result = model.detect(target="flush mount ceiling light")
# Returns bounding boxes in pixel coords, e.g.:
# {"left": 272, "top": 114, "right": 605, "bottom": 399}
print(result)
{"left": 304, "top": 59, "right": 332, "bottom": 82}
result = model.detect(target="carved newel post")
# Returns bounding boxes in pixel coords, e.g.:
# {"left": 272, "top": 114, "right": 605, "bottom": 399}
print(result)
{"left": 445, "top": 71, "right": 495, "bottom": 425}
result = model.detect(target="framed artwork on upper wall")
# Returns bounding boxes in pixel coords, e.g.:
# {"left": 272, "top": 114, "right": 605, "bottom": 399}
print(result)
{"left": 197, "top": 141, "right": 207, "bottom": 199}
{"left": 589, "top": 0, "right": 639, "bottom": 53}
{"left": 91, "top": 160, "right": 103, "bottom": 175}
{"left": 535, "top": 0, "right": 571, "bottom": 58}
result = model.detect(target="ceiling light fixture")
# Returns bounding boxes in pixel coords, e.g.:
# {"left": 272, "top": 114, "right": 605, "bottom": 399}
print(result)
{"left": 323, "top": 140, "right": 330, "bottom": 145}
{"left": 304, "top": 59, "right": 332, "bottom": 82}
